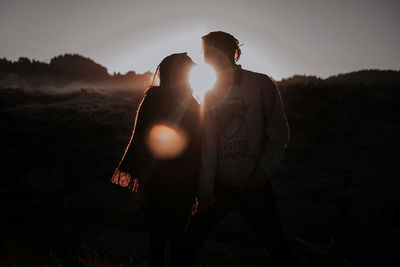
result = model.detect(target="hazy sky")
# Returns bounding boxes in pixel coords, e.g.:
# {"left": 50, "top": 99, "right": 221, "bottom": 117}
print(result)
{"left": 1, "top": 0, "right": 399, "bottom": 79}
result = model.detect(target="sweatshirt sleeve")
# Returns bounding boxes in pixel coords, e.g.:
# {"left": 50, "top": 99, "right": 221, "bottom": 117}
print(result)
{"left": 256, "top": 78, "right": 290, "bottom": 177}
{"left": 198, "top": 108, "right": 218, "bottom": 198}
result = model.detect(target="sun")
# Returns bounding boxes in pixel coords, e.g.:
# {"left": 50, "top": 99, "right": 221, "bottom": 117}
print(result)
{"left": 189, "top": 63, "right": 217, "bottom": 103}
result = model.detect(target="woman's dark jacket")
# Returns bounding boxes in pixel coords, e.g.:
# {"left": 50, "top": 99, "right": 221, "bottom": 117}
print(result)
{"left": 118, "top": 85, "right": 203, "bottom": 201}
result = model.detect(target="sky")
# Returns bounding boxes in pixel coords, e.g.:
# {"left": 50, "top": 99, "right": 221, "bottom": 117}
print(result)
{"left": 0, "top": 0, "right": 399, "bottom": 80}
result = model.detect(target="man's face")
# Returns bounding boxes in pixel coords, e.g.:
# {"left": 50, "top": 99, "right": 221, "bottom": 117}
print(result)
{"left": 202, "top": 41, "right": 232, "bottom": 72}
{"left": 202, "top": 42, "right": 222, "bottom": 68}
{"left": 202, "top": 43, "right": 213, "bottom": 65}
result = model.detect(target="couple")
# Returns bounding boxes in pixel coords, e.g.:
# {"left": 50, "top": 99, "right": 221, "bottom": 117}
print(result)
{"left": 112, "top": 31, "right": 297, "bottom": 267}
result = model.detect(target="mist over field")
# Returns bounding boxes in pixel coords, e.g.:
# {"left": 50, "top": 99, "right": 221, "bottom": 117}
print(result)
{"left": 1, "top": 55, "right": 400, "bottom": 266}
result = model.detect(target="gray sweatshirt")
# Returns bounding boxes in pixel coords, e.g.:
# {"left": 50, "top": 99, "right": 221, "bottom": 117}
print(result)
{"left": 199, "top": 67, "right": 289, "bottom": 198}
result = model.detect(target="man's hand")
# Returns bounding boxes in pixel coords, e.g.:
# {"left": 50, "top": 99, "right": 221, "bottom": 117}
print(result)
{"left": 198, "top": 196, "right": 216, "bottom": 213}
{"left": 242, "top": 167, "right": 269, "bottom": 191}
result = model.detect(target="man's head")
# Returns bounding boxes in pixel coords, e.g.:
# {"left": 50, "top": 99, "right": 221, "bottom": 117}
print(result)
{"left": 202, "top": 31, "right": 241, "bottom": 69}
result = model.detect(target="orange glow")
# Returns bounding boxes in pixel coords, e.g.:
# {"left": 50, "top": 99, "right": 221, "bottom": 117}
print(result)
{"left": 189, "top": 63, "right": 217, "bottom": 103}
{"left": 111, "top": 170, "right": 139, "bottom": 192}
{"left": 147, "top": 124, "right": 187, "bottom": 159}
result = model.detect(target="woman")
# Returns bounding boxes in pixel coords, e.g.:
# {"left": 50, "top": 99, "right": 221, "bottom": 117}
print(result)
{"left": 111, "top": 53, "right": 202, "bottom": 266}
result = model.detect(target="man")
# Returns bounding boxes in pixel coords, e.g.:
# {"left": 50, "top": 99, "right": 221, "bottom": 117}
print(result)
{"left": 186, "top": 31, "right": 297, "bottom": 267}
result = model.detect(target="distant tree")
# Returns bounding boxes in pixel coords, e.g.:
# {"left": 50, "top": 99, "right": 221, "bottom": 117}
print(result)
{"left": 325, "top": 69, "right": 400, "bottom": 87}
{"left": 0, "top": 58, "right": 13, "bottom": 74}
{"left": 16, "top": 57, "right": 33, "bottom": 74}
{"left": 49, "top": 54, "right": 109, "bottom": 81}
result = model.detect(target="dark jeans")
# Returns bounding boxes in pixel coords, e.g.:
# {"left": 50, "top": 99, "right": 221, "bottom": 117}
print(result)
{"left": 145, "top": 196, "right": 193, "bottom": 267}
{"left": 184, "top": 179, "right": 297, "bottom": 267}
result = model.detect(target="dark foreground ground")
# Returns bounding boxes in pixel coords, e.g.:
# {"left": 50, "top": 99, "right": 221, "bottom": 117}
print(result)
{"left": 1, "top": 75, "right": 399, "bottom": 266}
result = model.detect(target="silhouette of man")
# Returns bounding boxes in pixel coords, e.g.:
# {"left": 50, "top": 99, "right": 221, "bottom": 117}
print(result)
{"left": 186, "top": 31, "right": 297, "bottom": 267}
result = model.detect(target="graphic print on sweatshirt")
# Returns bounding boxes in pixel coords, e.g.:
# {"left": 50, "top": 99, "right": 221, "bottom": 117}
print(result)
{"left": 215, "top": 98, "right": 248, "bottom": 139}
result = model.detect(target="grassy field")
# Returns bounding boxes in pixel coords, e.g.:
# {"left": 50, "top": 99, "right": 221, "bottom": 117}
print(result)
{"left": 1, "top": 72, "right": 399, "bottom": 266}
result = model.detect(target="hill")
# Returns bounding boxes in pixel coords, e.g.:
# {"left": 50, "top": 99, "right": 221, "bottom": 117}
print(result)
{"left": 0, "top": 54, "right": 152, "bottom": 90}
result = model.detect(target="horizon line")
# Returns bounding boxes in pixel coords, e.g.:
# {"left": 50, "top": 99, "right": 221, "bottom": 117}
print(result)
{"left": 1, "top": 54, "right": 399, "bottom": 82}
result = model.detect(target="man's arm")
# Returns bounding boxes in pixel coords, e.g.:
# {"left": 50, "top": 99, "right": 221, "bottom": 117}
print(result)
{"left": 256, "top": 78, "right": 290, "bottom": 178}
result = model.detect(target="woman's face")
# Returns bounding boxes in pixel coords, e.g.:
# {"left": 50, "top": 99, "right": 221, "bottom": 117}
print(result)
{"left": 159, "top": 54, "right": 194, "bottom": 87}
{"left": 172, "top": 56, "right": 194, "bottom": 86}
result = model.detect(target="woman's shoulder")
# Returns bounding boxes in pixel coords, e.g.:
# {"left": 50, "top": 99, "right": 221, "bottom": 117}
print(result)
{"left": 145, "top": 86, "right": 163, "bottom": 98}
{"left": 141, "top": 86, "right": 166, "bottom": 106}
{"left": 140, "top": 86, "right": 172, "bottom": 112}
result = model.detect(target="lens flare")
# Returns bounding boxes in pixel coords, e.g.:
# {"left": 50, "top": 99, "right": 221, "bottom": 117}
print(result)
{"left": 147, "top": 124, "right": 187, "bottom": 159}
{"left": 189, "top": 63, "right": 217, "bottom": 103}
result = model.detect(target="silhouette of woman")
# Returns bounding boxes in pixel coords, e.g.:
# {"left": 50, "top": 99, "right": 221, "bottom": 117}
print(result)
{"left": 111, "top": 53, "right": 202, "bottom": 266}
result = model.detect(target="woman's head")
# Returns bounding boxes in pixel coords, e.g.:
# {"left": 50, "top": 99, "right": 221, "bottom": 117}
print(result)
{"left": 152, "top": 53, "right": 195, "bottom": 89}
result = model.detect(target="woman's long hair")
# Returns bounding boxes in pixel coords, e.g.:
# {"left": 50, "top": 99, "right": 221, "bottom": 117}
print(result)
{"left": 111, "top": 52, "right": 195, "bottom": 190}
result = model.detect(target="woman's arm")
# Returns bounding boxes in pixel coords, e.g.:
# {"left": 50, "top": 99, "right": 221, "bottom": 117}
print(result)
{"left": 112, "top": 92, "right": 156, "bottom": 190}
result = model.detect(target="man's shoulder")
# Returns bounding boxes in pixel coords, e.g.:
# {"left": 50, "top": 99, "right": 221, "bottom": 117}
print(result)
{"left": 241, "top": 68, "right": 277, "bottom": 88}
{"left": 241, "top": 68, "right": 268, "bottom": 78}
